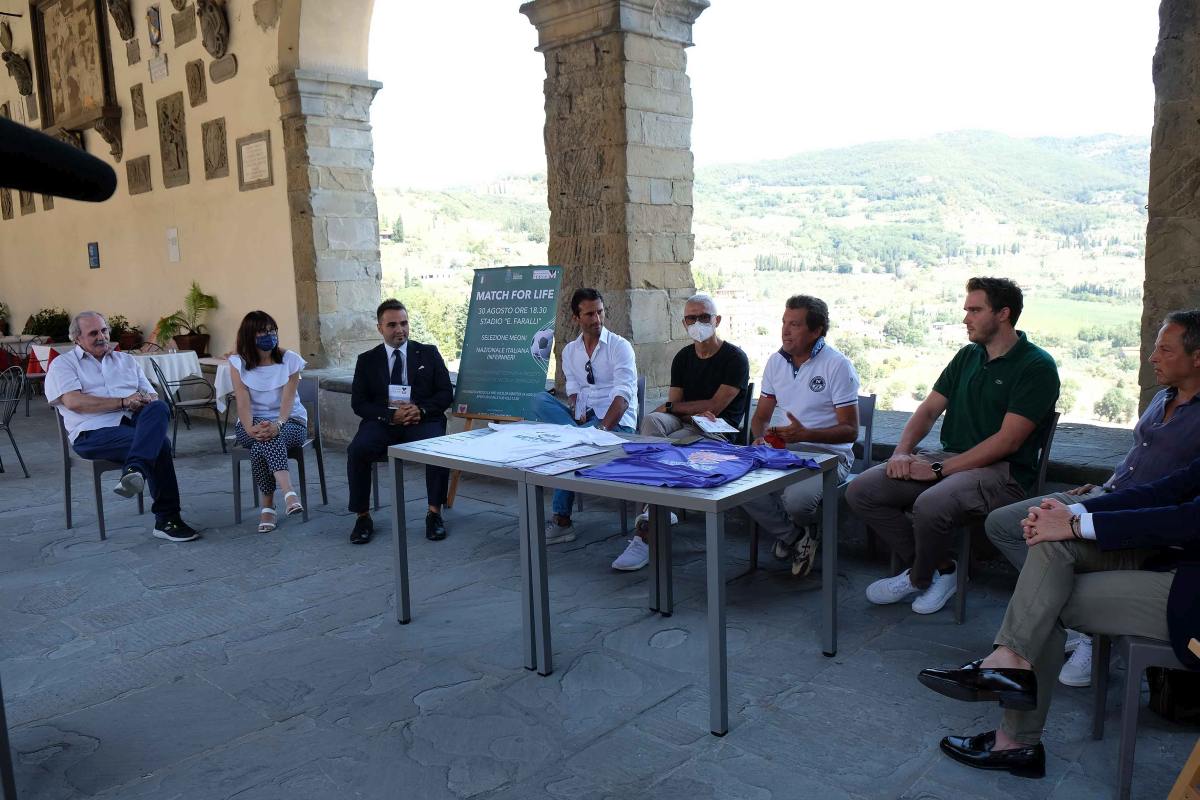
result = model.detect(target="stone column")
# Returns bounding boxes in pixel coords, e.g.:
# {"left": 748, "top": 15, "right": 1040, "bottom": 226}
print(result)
{"left": 1142, "top": 1, "right": 1200, "bottom": 409}
{"left": 521, "top": 0, "right": 708, "bottom": 393}
{"left": 271, "top": 69, "right": 384, "bottom": 368}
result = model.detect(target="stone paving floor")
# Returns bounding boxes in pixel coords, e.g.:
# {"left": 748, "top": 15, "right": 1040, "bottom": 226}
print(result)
{"left": 0, "top": 401, "right": 1194, "bottom": 800}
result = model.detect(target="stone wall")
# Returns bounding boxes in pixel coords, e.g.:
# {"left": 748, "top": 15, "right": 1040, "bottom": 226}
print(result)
{"left": 1141, "top": 0, "right": 1200, "bottom": 409}
{"left": 523, "top": 0, "right": 709, "bottom": 392}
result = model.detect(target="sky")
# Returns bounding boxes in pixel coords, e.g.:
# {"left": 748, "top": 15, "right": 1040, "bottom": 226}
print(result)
{"left": 367, "top": 0, "right": 1158, "bottom": 188}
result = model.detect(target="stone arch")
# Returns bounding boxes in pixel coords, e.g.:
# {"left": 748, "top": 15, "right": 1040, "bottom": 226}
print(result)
{"left": 271, "top": 0, "right": 382, "bottom": 367}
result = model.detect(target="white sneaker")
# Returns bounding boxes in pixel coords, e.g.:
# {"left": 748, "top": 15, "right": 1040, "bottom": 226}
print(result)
{"left": 865, "top": 569, "right": 920, "bottom": 605}
{"left": 1064, "top": 629, "right": 1090, "bottom": 654}
{"left": 634, "top": 510, "right": 679, "bottom": 526}
{"left": 611, "top": 537, "right": 650, "bottom": 571}
{"left": 544, "top": 519, "right": 576, "bottom": 545}
{"left": 911, "top": 566, "right": 958, "bottom": 615}
{"left": 1059, "top": 643, "right": 1093, "bottom": 687}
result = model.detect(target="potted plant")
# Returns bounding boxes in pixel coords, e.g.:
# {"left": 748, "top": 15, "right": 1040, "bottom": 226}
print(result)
{"left": 22, "top": 307, "right": 70, "bottom": 342}
{"left": 153, "top": 282, "right": 218, "bottom": 355}
{"left": 0, "top": 301, "right": 10, "bottom": 336}
{"left": 108, "top": 315, "right": 144, "bottom": 350}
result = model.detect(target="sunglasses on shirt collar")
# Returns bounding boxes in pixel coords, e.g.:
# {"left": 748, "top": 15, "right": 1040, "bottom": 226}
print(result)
{"left": 585, "top": 359, "right": 595, "bottom": 384}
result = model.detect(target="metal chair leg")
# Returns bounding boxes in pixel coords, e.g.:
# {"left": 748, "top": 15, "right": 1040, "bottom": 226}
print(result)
{"left": 1117, "top": 638, "right": 1143, "bottom": 800}
{"left": 295, "top": 451, "right": 309, "bottom": 522}
{"left": 6, "top": 429, "right": 28, "bottom": 478}
{"left": 64, "top": 460, "right": 72, "bottom": 529}
{"left": 233, "top": 459, "right": 242, "bottom": 525}
{"left": 1091, "top": 634, "right": 1111, "bottom": 740}
{"left": 216, "top": 408, "right": 227, "bottom": 453}
{"left": 954, "top": 527, "right": 970, "bottom": 624}
{"left": 371, "top": 462, "right": 380, "bottom": 511}
{"left": 171, "top": 413, "right": 179, "bottom": 456}
{"left": 92, "top": 468, "right": 106, "bottom": 541}
{"left": 314, "top": 440, "right": 328, "bottom": 505}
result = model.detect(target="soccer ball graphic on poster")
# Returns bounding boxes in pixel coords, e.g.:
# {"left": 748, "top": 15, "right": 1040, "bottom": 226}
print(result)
{"left": 530, "top": 323, "right": 554, "bottom": 372}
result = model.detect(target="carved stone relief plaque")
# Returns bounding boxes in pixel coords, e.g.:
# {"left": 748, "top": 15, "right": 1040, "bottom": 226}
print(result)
{"left": 126, "top": 37, "right": 140, "bottom": 65}
{"left": 209, "top": 53, "right": 236, "bottom": 83}
{"left": 156, "top": 92, "right": 189, "bottom": 188}
{"left": 170, "top": 0, "right": 187, "bottom": 10}
{"left": 25, "top": 93, "right": 37, "bottom": 120}
{"left": 201, "top": 117, "right": 227, "bottom": 179}
{"left": 130, "top": 83, "right": 147, "bottom": 129}
{"left": 108, "top": 0, "right": 135, "bottom": 41}
{"left": 185, "top": 59, "right": 206, "bottom": 106}
{"left": 172, "top": 6, "right": 196, "bottom": 46}
{"left": 42, "top": 194, "right": 53, "bottom": 211}
{"left": 0, "top": 101, "right": 8, "bottom": 118}
{"left": 1, "top": 189, "right": 11, "bottom": 220}
{"left": 19, "top": 190, "right": 35, "bottom": 215}
{"left": 196, "top": 0, "right": 228, "bottom": 59}
{"left": 127, "top": 155, "right": 152, "bottom": 195}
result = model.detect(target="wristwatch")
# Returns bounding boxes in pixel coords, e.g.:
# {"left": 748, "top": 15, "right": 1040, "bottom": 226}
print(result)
{"left": 930, "top": 462, "right": 944, "bottom": 481}
{"left": 664, "top": 401, "right": 674, "bottom": 414}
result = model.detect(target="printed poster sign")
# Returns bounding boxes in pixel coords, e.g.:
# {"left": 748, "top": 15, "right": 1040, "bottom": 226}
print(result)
{"left": 453, "top": 265, "right": 561, "bottom": 419}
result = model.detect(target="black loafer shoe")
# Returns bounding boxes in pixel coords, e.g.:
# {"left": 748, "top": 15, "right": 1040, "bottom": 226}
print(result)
{"left": 426, "top": 511, "right": 447, "bottom": 541}
{"left": 940, "top": 730, "right": 1045, "bottom": 779}
{"left": 350, "top": 515, "right": 374, "bottom": 545}
{"left": 918, "top": 659, "right": 1037, "bottom": 710}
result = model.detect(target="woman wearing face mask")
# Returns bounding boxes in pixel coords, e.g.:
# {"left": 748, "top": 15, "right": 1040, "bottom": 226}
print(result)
{"left": 228, "top": 310, "right": 308, "bottom": 532}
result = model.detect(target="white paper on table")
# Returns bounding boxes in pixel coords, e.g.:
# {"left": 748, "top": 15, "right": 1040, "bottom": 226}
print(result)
{"left": 525, "top": 459, "right": 590, "bottom": 475}
{"left": 691, "top": 415, "right": 739, "bottom": 434}
{"left": 485, "top": 422, "right": 624, "bottom": 447}
{"left": 509, "top": 454, "right": 561, "bottom": 468}
{"left": 555, "top": 444, "right": 607, "bottom": 458}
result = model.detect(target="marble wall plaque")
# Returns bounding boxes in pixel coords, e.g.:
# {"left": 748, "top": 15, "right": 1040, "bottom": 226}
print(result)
{"left": 1, "top": 189, "right": 11, "bottom": 220}
{"left": 157, "top": 92, "right": 189, "bottom": 188}
{"left": 127, "top": 37, "right": 141, "bottom": 66}
{"left": 185, "top": 59, "right": 206, "bottom": 106}
{"left": 127, "top": 155, "right": 152, "bottom": 195}
{"left": 42, "top": 194, "right": 53, "bottom": 211}
{"left": 209, "top": 53, "right": 237, "bottom": 83}
{"left": 172, "top": 6, "right": 196, "bottom": 46}
{"left": 202, "top": 117, "right": 227, "bottom": 179}
{"left": 236, "top": 130, "right": 272, "bottom": 191}
{"left": 19, "top": 191, "right": 35, "bottom": 215}
{"left": 130, "top": 84, "right": 148, "bottom": 129}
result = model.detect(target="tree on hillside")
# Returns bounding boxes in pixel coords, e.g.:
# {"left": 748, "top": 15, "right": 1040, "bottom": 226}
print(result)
{"left": 393, "top": 213, "right": 405, "bottom": 242}
{"left": 1094, "top": 386, "right": 1135, "bottom": 424}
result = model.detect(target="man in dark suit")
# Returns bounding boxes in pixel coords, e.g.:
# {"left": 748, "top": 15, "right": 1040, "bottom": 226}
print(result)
{"left": 346, "top": 299, "right": 453, "bottom": 544}
{"left": 915, "top": 453, "right": 1200, "bottom": 779}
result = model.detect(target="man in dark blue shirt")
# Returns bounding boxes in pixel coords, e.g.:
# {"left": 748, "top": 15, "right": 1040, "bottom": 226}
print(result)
{"left": 985, "top": 309, "right": 1200, "bottom": 685}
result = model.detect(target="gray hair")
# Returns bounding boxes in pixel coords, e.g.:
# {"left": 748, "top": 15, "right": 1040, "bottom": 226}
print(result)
{"left": 1164, "top": 309, "right": 1200, "bottom": 354}
{"left": 685, "top": 293, "right": 718, "bottom": 316}
{"left": 70, "top": 311, "right": 106, "bottom": 340}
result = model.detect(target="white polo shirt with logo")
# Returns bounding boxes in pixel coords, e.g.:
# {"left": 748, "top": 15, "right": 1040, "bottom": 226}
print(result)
{"left": 760, "top": 340, "right": 860, "bottom": 468}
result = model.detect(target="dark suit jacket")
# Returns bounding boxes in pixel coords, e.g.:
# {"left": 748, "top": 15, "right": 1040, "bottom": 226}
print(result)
{"left": 351, "top": 341, "right": 453, "bottom": 426}
{"left": 1084, "top": 455, "right": 1200, "bottom": 668}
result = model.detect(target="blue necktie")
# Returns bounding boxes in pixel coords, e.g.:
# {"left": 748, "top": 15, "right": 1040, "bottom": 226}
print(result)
{"left": 390, "top": 349, "right": 404, "bottom": 384}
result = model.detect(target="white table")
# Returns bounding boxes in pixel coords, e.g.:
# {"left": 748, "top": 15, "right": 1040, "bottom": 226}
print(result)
{"left": 202, "top": 358, "right": 234, "bottom": 412}
{"left": 30, "top": 342, "right": 74, "bottom": 369}
{"left": 130, "top": 350, "right": 203, "bottom": 388}
{"left": 389, "top": 430, "right": 840, "bottom": 737}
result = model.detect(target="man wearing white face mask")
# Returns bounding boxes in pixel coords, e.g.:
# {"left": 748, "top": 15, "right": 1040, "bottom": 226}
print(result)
{"left": 610, "top": 293, "right": 750, "bottom": 570}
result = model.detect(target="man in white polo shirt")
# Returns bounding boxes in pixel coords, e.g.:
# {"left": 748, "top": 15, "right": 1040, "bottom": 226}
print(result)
{"left": 741, "top": 295, "right": 859, "bottom": 576}
{"left": 45, "top": 311, "right": 200, "bottom": 542}
{"left": 531, "top": 287, "right": 638, "bottom": 544}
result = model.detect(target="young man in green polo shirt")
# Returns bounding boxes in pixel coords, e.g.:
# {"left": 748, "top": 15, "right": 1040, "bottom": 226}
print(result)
{"left": 846, "top": 277, "right": 1060, "bottom": 614}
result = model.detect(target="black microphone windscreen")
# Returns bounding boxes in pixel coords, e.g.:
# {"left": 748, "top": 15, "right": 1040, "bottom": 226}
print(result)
{"left": 0, "top": 117, "right": 117, "bottom": 202}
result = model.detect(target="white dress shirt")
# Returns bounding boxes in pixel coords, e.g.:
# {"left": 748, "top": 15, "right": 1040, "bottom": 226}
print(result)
{"left": 45, "top": 347, "right": 155, "bottom": 443}
{"left": 561, "top": 326, "right": 638, "bottom": 430}
{"left": 385, "top": 341, "right": 409, "bottom": 384}
{"left": 1066, "top": 502, "right": 1098, "bottom": 539}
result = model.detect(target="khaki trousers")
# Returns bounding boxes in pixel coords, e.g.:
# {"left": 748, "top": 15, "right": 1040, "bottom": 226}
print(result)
{"left": 844, "top": 450, "right": 1024, "bottom": 589}
{"left": 994, "top": 539, "right": 1172, "bottom": 744}
{"left": 984, "top": 487, "right": 1106, "bottom": 570}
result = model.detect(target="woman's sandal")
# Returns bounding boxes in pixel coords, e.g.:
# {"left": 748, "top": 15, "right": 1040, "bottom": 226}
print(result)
{"left": 258, "top": 507, "right": 277, "bottom": 533}
{"left": 284, "top": 490, "right": 304, "bottom": 517}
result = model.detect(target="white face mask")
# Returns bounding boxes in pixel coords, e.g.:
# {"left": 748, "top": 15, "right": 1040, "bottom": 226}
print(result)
{"left": 687, "top": 322, "right": 715, "bottom": 343}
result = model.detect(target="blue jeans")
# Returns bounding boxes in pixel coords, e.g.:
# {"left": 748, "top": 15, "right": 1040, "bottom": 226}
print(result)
{"left": 72, "top": 400, "right": 181, "bottom": 524}
{"left": 530, "top": 391, "right": 632, "bottom": 518}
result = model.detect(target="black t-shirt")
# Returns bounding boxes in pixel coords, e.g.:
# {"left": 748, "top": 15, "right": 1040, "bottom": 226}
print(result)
{"left": 670, "top": 341, "right": 750, "bottom": 428}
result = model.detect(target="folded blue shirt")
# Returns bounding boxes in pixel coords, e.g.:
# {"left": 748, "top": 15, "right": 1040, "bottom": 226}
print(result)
{"left": 577, "top": 439, "right": 819, "bottom": 489}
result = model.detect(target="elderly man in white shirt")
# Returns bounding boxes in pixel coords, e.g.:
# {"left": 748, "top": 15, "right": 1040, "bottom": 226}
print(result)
{"left": 44, "top": 312, "right": 199, "bottom": 542}
{"left": 531, "top": 287, "right": 638, "bottom": 544}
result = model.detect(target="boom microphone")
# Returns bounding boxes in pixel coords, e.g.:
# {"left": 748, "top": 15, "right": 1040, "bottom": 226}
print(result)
{"left": 0, "top": 117, "right": 116, "bottom": 202}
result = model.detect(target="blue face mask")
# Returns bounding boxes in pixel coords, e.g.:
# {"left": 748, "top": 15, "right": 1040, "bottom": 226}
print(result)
{"left": 255, "top": 332, "right": 278, "bottom": 352}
